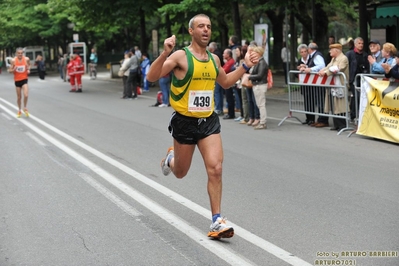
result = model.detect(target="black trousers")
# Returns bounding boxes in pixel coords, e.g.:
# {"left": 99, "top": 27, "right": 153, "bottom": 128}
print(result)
{"left": 349, "top": 83, "right": 359, "bottom": 120}
{"left": 315, "top": 87, "right": 329, "bottom": 123}
{"left": 225, "top": 86, "right": 235, "bottom": 117}
{"left": 39, "top": 70, "right": 45, "bottom": 80}
{"left": 125, "top": 71, "right": 138, "bottom": 98}
{"left": 302, "top": 86, "right": 315, "bottom": 122}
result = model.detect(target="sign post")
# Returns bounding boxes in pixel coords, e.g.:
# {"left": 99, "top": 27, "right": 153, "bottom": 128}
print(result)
{"left": 69, "top": 42, "right": 87, "bottom": 73}
{"left": 254, "top": 24, "right": 269, "bottom": 64}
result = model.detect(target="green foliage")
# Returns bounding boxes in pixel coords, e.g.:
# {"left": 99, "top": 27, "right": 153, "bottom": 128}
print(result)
{"left": 0, "top": 0, "right": 363, "bottom": 64}
{"left": 159, "top": 0, "right": 214, "bottom": 15}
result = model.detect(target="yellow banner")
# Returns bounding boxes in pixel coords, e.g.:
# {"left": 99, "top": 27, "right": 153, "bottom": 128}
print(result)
{"left": 357, "top": 76, "right": 399, "bottom": 143}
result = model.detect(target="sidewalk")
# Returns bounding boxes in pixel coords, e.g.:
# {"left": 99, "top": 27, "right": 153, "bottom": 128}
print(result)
{"left": 93, "top": 66, "right": 290, "bottom": 103}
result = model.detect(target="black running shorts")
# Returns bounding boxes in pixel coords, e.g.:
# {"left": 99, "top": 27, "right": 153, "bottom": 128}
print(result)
{"left": 15, "top": 79, "right": 28, "bottom": 88}
{"left": 168, "top": 112, "right": 221, "bottom": 144}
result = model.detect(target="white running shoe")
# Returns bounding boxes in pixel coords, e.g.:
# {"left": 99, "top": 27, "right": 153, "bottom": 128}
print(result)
{"left": 158, "top": 103, "right": 168, "bottom": 107}
{"left": 207, "top": 217, "right": 234, "bottom": 239}
{"left": 160, "top": 147, "right": 174, "bottom": 176}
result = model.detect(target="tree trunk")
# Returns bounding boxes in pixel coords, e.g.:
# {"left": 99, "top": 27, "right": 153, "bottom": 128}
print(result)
{"left": 216, "top": 18, "right": 229, "bottom": 50}
{"left": 359, "top": 0, "right": 368, "bottom": 45}
{"left": 139, "top": 10, "right": 147, "bottom": 53}
{"left": 314, "top": 3, "right": 329, "bottom": 49}
{"left": 231, "top": 1, "right": 242, "bottom": 43}
{"left": 266, "top": 9, "right": 285, "bottom": 70}
{"left": 166, "top": 14, "right": 172, "bottom": 37}
{"left": 289, "top": 10, "right": 297, "bottom": 73}
{"left": 302, "top": 26, "right": 309, "bottom": 45}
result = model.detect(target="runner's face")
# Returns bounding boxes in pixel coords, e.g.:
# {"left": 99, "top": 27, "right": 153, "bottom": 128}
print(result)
{"left": 16, "top": 50, "right": 23, "bottom": 59}
{"left": 191, "top": 16, "right": 211, "bottom": 47}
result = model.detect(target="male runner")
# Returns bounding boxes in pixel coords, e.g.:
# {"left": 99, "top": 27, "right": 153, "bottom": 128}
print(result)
{"left": 9, "top": 47, "right": 31, "bottom": 118}
{"left": 147, "top": 14, "right": 258, "bottom": 239}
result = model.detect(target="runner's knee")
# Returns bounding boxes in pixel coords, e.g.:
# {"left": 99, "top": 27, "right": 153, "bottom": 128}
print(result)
{"left": 173, "top": 168, "right": 188, "bottom": 179}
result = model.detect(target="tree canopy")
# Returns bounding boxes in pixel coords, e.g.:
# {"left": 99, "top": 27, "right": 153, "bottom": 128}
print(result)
{"left": 0, "top": 0, "right": 361, "bottom": 68}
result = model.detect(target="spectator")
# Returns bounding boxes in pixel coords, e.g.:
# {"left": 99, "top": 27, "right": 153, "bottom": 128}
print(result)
{"left": 328, "top": 36, "right": 335, "bottom": 45}
{"left": 119, "top": 51, "right": 131, "bottom": 99}
{"left": 378, "top": 42, "right": 397, "bottom": 68}
{"left": 347, "top": 39, "right": 354, "bottom": 51}
{"left": 237, "top": 45, "right": 249, "bottom": 124}
{"left": 318, "top": 43, "right": 349, "bottom": 131}
{"left": 140, "top": 52, "right": 151, "bottom": 92}
{"left": 248, "top": 45, "right": 269, "bottom": 129}
{"left": 300, "top": 42, "right": 328, "bottom": 127}
{"left": 57, "top": 54, "right": 64, "bottom": 80}
{"left": 119, "top": 48, "right": 139, "bottom": 99}
{"left": 222, "top": 48, "right": 236, "bottom": 119}
{"left": 382, "top": 51, "right": 399, "bottom": 79}
{"left": 62, "top": 54, "right": 68, "bottom": 82}
{"left": 346, "top": 37, "right": 369, "bottom": 121}
{"left": 228, "top": 35, "right": 240, "bottom": 61}
{"left": 134, "top": 46, "right": 142, "bottom": 60}
{"left": 326, "top": 36, "right": 335, "bottom": 63}
{"left": 233, "top": 46, "right": 244, "bottom": 122}
{"left": 296, "top": 44, "right": 315, "bottom": 125}
{"left": 244, "top": 41, "right": 260, "bottom": 126}
{"left": 243, "top": 40, "right": 250, "bottom": 50}
{"left": 281, "top": 42, "right": 290, "bottom": 84}
{"left": 159, "top": 72, "right": 171, "bottom": 107}
{"left": 245, "top": 66, "right": 260, "bottom": 126}
{"left": 89, "top": 48, "right": 98, "bottom": 79}
{"left": 35, "top": 55, "right": 46, "bottom": 81}
{"left": 368, "top": 40, "right": 384, "bottom": 74}
{"left": 208, "top": 42, "right": 224, "bottom": 115}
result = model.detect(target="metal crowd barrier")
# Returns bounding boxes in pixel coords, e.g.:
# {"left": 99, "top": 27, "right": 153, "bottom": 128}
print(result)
{"left": 278, "top": 70, "right": 354, "bottom": 135}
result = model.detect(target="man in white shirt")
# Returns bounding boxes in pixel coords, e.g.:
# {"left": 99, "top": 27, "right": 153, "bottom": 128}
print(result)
{"left": 298, "top": 43, "right": 329, "bottom": 127}
{"left": 281, "top": 42, "right": 290, "bottom": 84}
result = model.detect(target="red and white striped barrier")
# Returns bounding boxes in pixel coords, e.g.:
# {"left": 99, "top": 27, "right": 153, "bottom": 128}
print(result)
{"left": 298, "top": 73, "right": 341, "bottom": 85}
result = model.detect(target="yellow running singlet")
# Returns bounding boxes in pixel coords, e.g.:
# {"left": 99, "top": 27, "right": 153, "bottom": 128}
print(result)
{"left": 170, "top": 47, "right": 219, "bottom": 118}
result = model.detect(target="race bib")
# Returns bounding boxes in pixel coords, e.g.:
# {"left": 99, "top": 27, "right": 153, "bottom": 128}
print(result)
{"left": 15, "top": 65, "right": 26, "bottom": 73}
{"left": 188, "top": 90, "right": 213, "bottom": 112}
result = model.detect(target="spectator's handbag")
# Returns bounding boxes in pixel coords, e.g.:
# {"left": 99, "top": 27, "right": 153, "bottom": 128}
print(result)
{"left": 241, "top": 73, "right": 252, "bottom": 88}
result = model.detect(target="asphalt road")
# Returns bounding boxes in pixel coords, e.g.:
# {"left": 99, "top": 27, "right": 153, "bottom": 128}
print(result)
{"left": 0, "top": 71, "right": 398, "bottom": 266}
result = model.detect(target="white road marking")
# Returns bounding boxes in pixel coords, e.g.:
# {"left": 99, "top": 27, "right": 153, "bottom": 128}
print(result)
{"left": 1, "top": 112, "right": 13, "bottom": 121}
{"left": 0, "top": 101, "right": 256, "bottom": 266}
{"left": 0, "top": 98, "right": 312, "bottom": 266}
{"left": 79, "top": 173, "right": 142, "bottom": 217}
{"left": 25, "top": 131, "right": 46, "bottom": 146}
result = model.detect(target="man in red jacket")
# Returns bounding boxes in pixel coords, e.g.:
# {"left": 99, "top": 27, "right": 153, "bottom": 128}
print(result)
{"left": 67, "top": 54, "right": 84, "bottom": 92}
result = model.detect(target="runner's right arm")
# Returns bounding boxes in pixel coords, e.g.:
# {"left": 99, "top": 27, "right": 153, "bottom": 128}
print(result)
{"left": 147, "top": 35, "right": 177, "bottom": 82}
